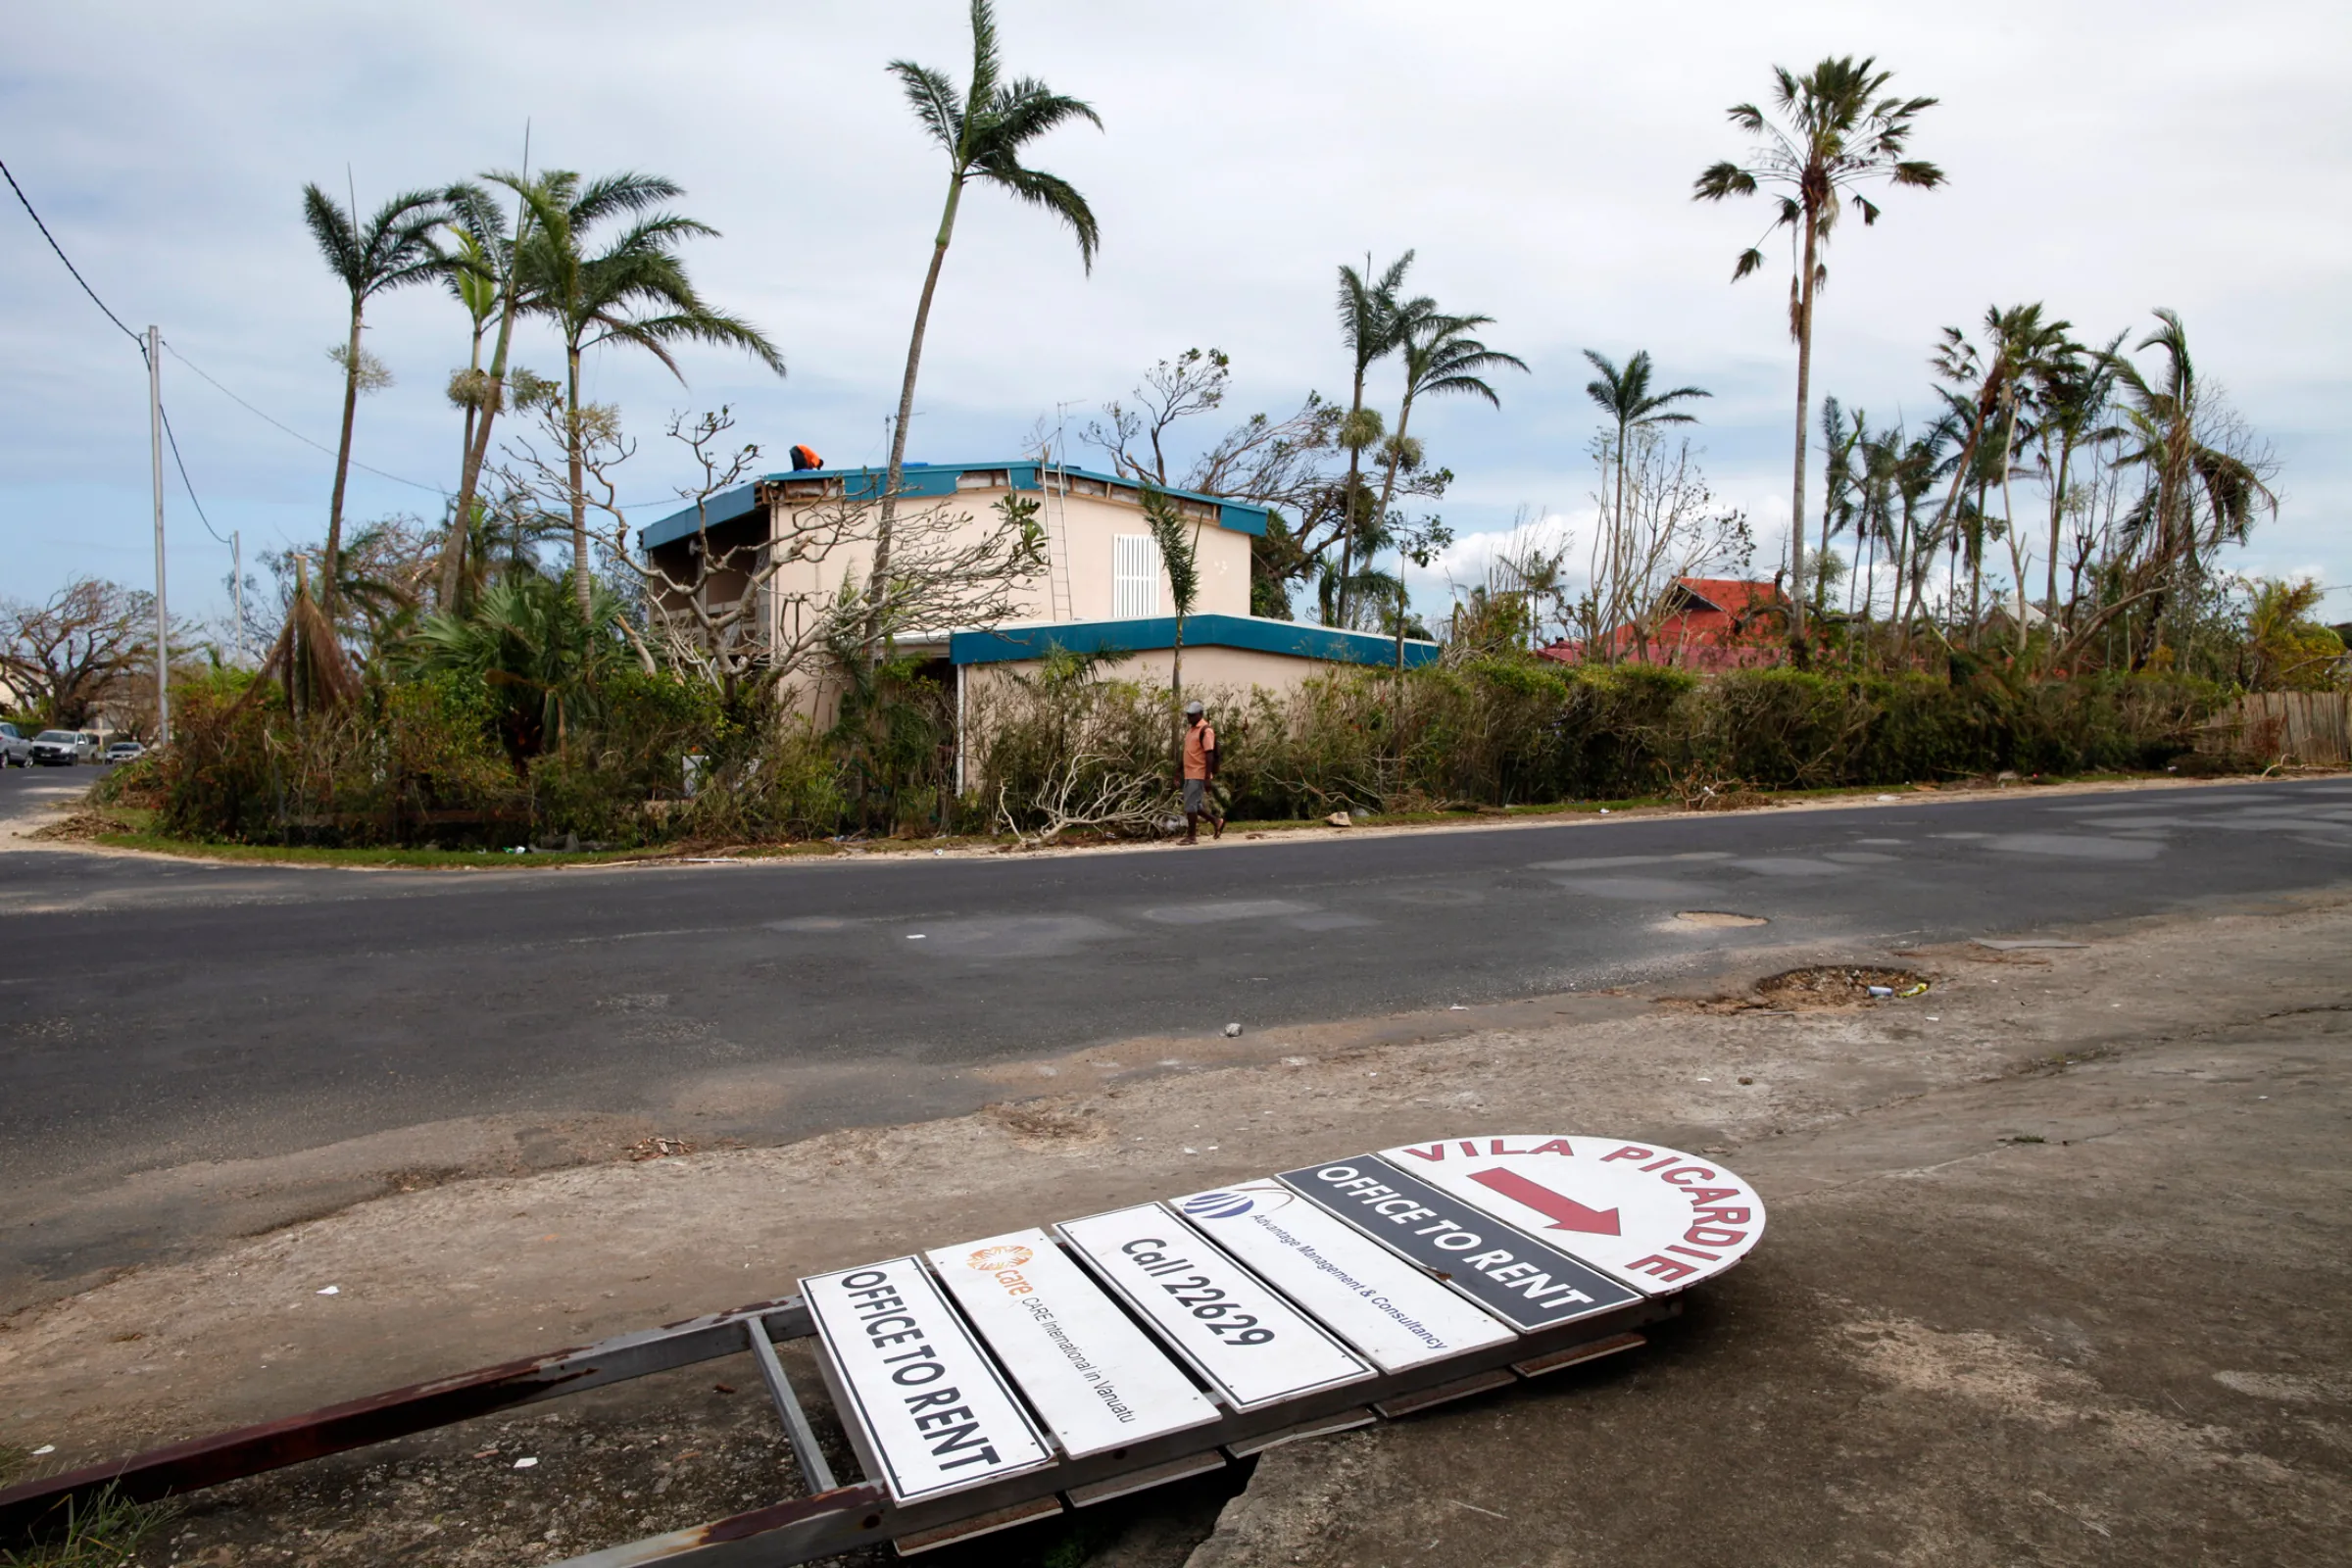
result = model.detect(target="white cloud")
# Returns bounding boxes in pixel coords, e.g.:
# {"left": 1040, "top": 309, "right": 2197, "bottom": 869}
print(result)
{"left": 5, "top": 0, "right": 2349, "bottom": 624}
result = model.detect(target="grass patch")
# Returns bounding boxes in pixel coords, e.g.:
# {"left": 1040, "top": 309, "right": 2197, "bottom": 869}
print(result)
{"left": 0, "top": 1449, "right": 175, "bottom": 1568}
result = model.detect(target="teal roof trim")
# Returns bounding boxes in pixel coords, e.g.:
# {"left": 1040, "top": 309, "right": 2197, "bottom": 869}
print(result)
{"left": 644, "top": 460, "right": 1271, "bottom": 550}
{"left": 638, "top": 483, "right": 764, "bottom": 552}
{"left": 950, "top": 614, "right": 1439, "bottom": 670}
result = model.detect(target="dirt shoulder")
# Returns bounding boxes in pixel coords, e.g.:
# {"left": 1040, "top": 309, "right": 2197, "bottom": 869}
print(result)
{"left": 3, "top": 894, "right": 2348, "bottom": 1564}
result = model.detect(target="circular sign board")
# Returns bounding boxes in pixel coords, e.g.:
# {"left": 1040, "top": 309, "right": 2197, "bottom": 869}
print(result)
{"left": 1375, "top": 1135, "right": 1765, "bottom": 1295}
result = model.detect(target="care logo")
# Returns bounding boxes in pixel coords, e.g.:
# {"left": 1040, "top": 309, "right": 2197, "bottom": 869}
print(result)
{"left": 1180, "top": 1192, "right": 1255, "bottom": 1220}
{"left": 965, "top": 1244, "right": 1034, "bottom": 1271}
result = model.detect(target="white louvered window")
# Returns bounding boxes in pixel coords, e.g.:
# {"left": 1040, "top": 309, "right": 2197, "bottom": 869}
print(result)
{"left": 1113, "top": 534, "right": 1160, "bottom": 619}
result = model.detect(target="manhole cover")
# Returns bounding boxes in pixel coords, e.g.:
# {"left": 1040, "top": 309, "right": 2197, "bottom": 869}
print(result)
{"left": 1673, "top": 910, "right": 1769, "bottom": 928}
{"left": 1755, "top": 965, "right": 1928, "bottom": 1006}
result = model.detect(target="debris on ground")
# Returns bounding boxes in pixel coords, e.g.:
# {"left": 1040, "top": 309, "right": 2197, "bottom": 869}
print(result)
{"left": 1222, "top": 1022, "right": 1244, "bottom": 1038}
{"left": 29, "top": 810, "right": 138, "bottom": 841}
{"left": 625, "top": 1137, "right": 694, "bottom": 1162}
{"left": 1325, "top": 811, "right": 1353, "bottom": 828}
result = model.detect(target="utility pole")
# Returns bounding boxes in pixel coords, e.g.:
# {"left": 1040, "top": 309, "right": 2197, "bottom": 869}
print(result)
{"left": 231, "top": 529, "right": 244, "bottom": 664}
{"left": 147, "top": 325, "right": 170, "bottom": 746}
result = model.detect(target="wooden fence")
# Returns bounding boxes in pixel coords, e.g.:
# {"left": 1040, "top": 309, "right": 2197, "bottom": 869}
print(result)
{"left": 2196, "top": 692, "right": 2352, "bottom": 764}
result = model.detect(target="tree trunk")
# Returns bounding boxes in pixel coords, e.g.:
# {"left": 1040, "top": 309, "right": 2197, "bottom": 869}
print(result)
{"left": 1997, "top": 400, "right": 2030, "bottom": 658}
{"left": 1335, "top": 359, "right": 1374, "bottom": 629}
{"left": 440, "top": 274, "right": 522, "bottom": 610}
{"left": 1968, "top": 474, "right": 1988, "bottom": 641}
{"left": 872, "top": 176, "right": 963, "bottom": 660}
{"left": 1169, "top": 615, "right": 1186, "bottom": 775}
{"left": 1787, "top": 214, "right": 1820, "bottom": 652}
{"left": 567, "top": 345, "right": 591, "bottom": 617}
{"left": 323, "top": 303, "right": 365, "bottom": 621}
{"left": 2044, "top": 433, "right": 2071, "bottom": 637}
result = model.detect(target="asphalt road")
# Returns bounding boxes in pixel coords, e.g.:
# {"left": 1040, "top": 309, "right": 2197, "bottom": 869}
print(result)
{"left": 4, "top": 772, "right": 2351, "bottom": 1299}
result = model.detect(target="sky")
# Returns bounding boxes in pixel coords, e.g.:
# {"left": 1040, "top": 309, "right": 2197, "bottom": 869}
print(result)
{"left": 5, "top": 0, "right": 2349, "bottom": 634}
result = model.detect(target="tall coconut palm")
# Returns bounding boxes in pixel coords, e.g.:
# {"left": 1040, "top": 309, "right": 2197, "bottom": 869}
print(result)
{"left": 301, "top": 181, "right": 451, "bottom": 617}
{"left": 1693, "top": 56, "right": 1942, "bottom": 646}
{"left": 1582, "top": 349, "right": 1710, "bottom": 592}
{"left": 1376, "top": 313, "right": 1526, "bottom": 664}
{"left": 1332, "top": 252, "right": 1430, "bottom": 625}
{"left": 877, "top": 0, "right": 1101, "bottom": 654}
{"left": 512, "top": 171, "right": 786, "bottom": 613}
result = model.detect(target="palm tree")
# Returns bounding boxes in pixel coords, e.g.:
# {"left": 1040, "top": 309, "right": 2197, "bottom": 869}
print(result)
{"left": 2030, "top": 331, "right": 2123, "bottom": 634}
{"left": 1694, "top": 57, "right": 1942, "bottom": 646}
{"left": 301, "top": 181, "right": 451, "bottom": 618}
{"left": 877, "top": 0, "right": 1101, "bottom": 653}
{"left": 1141, "top": 487, "right": 1201, "bottom": 767}
{"left": 1815, "top": 397, "right": 1862, "bottom": 618}
{"left": 436, "top": 173, "right": 540, "bottom": 610}
{"left": 1332, "top": 253, "right": 1430, "bottom": 625}
{"left": 512, "top": 172, "right": 785, "bottom": 613}
{"left": 1376, "top": 313, "right": 1524, "bottom": 660}
{"left": 1582, "top": 350, "right": 1709, "bottom": 591}
{"left": 2105, "top": 310, "right": 2277, "bottom": 665}
{"left": 410, "top": 573, "right": 621, "bottom": 760}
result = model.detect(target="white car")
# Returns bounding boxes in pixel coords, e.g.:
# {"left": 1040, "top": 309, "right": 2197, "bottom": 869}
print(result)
{"left": 0, "top": 722, "right": 29, "bottom": 767}
{"left": 105, "top": 740, "right": 146, "bottom": 765}
{"left": 27, "top": 730, "right": 97, "bottom": 765}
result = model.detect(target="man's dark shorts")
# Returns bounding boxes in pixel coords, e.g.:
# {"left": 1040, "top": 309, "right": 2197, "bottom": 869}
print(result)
{"left": 1183, "top": 778, "right": 1206, "bottom": 813}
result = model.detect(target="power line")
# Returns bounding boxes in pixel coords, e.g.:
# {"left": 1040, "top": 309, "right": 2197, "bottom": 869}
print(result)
{"left": 0, "top": 156, "right": 143, "bottom": 350}
{"left": 160, "top": 338, "right": 447, "bottom": 496}
{"left": 157, "top": 402, "right": 230, "bottom": 545}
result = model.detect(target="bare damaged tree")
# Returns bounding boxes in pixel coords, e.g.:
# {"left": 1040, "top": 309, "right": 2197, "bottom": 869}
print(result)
{"left": 0, "top": 578, "right": 158, "bottom": 727}
{"left": 506, "top": 405, "right": 1048, "bottom": 700}
{"left": 1575, "top": 431, "right": 1754, "bottom": 664}
{"left": 1083, "top": 348, "right": 1231, "bottom": 485}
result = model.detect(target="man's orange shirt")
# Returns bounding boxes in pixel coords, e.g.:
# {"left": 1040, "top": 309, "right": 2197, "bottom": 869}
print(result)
{"left": 1183, "top": 722, "right": 1216, "bottom": 780}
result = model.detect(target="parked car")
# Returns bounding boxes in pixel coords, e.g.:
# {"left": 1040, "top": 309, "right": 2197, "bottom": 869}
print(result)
{"left": 27, "top": 730, "right": 96, "bottom": 765}
{"left": 0, "top": 722, "right": 28, "bottom": 767}
{"left": 104, "top": 740, "right": 146, "bottom": 765}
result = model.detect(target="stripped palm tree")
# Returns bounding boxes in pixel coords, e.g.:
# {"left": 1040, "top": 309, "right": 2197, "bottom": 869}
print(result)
{"left": 511, "top": 172, "right": 785, "bottom": 613}
{"left": 2102, "top": 310, "right": 2277, "bottom": 666}
{"left": 1694, "top": 57, "right": 1942, "bottom": 645}
{"left": 2030, "top": 331, "right": 2124, "bottom": 635}
{"left": 1584, "top": 349, "right": 1710, "bottom": 562}
{"left": 878, "top": 0, "right": 1101, "bottom": 656}
{"left": 301, "top": 181, "right": 451, "bottom": 617}
{"left": 1815, "top": 397, "right": 1864, "bottom": 620}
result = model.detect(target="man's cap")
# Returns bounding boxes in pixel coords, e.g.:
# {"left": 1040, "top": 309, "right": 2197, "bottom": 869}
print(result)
{"left": 1185, "top": 700, "right": 1204, "bottom": 715}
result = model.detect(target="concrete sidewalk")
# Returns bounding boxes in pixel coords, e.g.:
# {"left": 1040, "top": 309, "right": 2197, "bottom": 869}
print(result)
{"left": 3, "top": 897, "right": 2348, "bottom": 1564}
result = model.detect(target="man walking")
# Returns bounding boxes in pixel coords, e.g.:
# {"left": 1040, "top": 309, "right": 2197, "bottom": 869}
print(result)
{"left": 1181, "top": 699, "right": 1224, "bottom": 845}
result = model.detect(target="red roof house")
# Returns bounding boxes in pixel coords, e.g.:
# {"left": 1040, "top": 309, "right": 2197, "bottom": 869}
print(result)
{"left": 1538, "top": 577, "right": 1788, "bottom": 671}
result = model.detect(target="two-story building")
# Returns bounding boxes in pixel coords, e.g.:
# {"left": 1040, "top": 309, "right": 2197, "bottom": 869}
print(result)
{"left": 639, "top": 457, "right": 1437, "bottom": 716}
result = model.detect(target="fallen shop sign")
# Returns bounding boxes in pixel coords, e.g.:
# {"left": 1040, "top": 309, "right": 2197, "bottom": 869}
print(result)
{"left": 0, "top": 1135, "right": 1762, "bottom": 1563}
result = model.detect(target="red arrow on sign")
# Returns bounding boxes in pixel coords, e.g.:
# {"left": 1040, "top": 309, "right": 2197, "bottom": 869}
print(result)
{"left": 1469, "top": 1167, "right": 1622, "bottom": 1236}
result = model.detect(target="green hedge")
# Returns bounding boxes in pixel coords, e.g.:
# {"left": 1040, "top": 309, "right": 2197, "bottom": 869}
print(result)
{"left": 137, "top": 658, "right": 2222, "bottom": 847}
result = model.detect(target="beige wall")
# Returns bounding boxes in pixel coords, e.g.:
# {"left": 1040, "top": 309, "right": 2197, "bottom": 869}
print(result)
{"left": 962, "top": 644, "right": 1368, "bottom": 707}
{"left": 760, "top": 476, "right": 1252, "bottom": 652}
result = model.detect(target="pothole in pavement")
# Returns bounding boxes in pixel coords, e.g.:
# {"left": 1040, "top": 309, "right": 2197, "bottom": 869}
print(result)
{"left": 1671, "top": 910, "right": 1770, "bottom": 928}
{"left": 1755, "top": 965, "right": 1930, "bottom": 1007}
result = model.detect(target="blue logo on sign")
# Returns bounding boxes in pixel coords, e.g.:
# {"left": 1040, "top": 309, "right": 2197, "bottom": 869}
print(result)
{"left": 1181, "top": 1192, "right": 1254, "bottom": 1219}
